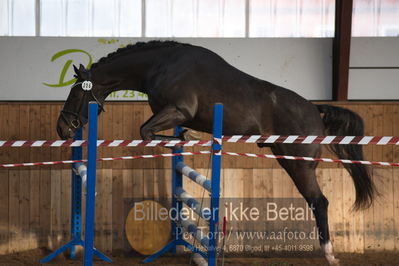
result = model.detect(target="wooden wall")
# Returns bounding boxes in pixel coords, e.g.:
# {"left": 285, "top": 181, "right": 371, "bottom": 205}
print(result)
{"left": 0, "top": 102, "right": 398, "bottom": 255}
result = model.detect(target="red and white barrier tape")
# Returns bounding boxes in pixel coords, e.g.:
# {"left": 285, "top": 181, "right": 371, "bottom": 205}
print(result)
{"left": 1, "top": 150, "right": 398, "bottom": 168}
{"left": 0, "top": 140, "right": 212, "bottom": 147}
{"left": 223, "top": 135, "right": 399, "bottom": 145}
{"left": 223, "top": 151, "right": 399, "bottom": 167}
{"left": 0, "top": 151, "right": 211, "bottom": 168}
{"left": 1, "top": 135, "right": 399, "bottom": 148}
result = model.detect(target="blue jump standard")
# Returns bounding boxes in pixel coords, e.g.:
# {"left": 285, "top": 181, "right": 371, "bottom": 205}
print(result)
{"left": 144, "top": 103, "right": 223, "bottom": 266}
{"left": 40, "top": 102, "right": 111, "bottom": 264}
{"left": 41, "top": 102, "right": 223, "bottom": 266}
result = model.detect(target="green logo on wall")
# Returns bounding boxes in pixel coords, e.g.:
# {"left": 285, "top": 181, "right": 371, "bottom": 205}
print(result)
{"left": 43, "top": 49, "right": 92, "bottom": 87}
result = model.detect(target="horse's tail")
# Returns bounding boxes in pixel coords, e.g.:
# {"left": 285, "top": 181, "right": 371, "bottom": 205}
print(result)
{"left": 317, "top": 104, "right": 376, "bottom": 210}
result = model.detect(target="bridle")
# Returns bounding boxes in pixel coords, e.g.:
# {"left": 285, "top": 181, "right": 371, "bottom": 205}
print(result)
{"left": 60, "top": 81, "right": 105, "bottom": 131}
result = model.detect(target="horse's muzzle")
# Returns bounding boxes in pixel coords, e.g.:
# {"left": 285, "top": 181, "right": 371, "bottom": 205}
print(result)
{"left": 56, "top": 116, "right": 75, "bottom": 140}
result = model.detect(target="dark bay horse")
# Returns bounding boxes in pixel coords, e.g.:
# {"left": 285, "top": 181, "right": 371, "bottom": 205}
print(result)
{"left": 57, "top": 41, "right": 375, "bottom": 265}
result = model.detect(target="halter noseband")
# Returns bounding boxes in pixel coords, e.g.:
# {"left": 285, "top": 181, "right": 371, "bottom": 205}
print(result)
{"left": 60, "top": 81, "right": 105, "bottom": 131}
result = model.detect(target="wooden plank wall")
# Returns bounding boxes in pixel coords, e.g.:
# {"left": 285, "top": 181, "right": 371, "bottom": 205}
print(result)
{"left": 0, "top": 102, "right": 398, "bottom": 255}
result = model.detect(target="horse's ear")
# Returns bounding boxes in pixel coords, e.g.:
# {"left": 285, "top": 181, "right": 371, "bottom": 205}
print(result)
{"left": 79, "top": 64, "right": 86, "bottom": 72}
{"left": 77, "top": 64, "right": 91, "bottom": 80}
{"left": 73, "top": 65, "right": 81, "bottom": 79}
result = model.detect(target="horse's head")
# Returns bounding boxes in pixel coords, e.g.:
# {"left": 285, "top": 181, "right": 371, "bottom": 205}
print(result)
{"left": 56, "top": 64, "right": 105, "bottom": 139}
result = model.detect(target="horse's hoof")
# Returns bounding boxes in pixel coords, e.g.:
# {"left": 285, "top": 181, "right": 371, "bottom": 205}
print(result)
{"left": 326, "top": 256, "right": 340, "bottom": 266}
{"left": 183, "top": 129, "right": 201, "bottom": 140}
{"left": 322, "top": 241, "right": 340, "bottom": 266}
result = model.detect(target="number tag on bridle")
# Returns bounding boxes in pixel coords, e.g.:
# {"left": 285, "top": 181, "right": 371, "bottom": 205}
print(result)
{"left": 82, "top": 81, "right": 93, "bottom": 91}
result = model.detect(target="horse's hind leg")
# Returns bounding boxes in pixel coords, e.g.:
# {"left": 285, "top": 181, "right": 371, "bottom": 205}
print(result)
{"left": 271, "top": 144, "right": 339, "bottom": 265}
{"left": 140, "top": 105, "right": 191, "bottom": 140}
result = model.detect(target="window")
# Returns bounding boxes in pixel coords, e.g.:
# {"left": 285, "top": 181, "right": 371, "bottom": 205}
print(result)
{"left": 0, "top": 0, "right": 35, "bottom": 36}
{"left": 249, "top": 0, "right": 335, "bottom": 37}
{"left": 353, "top": 0, "right": 399, "bottom": 37}
{"left": 1, "top": 0, "right": 397, "bottom": 38}
{"left": 145, "top": 0, "right": 245, "bottom": 37}
{"left": 40, "top": 0, "right": 141, "bottom": 37}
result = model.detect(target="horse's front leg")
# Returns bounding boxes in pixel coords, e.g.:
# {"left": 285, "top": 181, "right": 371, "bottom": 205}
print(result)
{"left": 140, "top": 105, "right": 191, "bottom": 141}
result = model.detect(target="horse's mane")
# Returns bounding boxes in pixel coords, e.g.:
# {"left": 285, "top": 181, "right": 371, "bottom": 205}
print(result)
{"left": 90, "top": 40, "right": 190, "bottom": 70}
